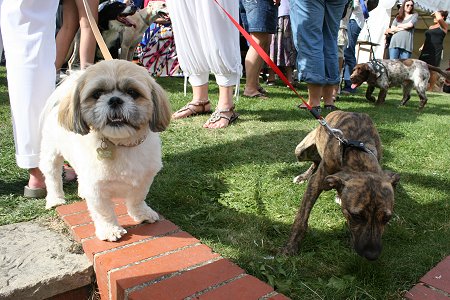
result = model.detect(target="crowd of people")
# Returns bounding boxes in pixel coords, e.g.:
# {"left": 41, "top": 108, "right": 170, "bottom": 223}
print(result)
{"left": 1, "top": 0, "right": 449, "bottom": 198}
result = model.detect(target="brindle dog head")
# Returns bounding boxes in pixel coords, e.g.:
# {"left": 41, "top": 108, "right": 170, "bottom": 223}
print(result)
{"left": 325, "top": 170, "right": 400, "bottom": 260}
{"left": 350, "top": 63, "right": 372, "bottom": 89}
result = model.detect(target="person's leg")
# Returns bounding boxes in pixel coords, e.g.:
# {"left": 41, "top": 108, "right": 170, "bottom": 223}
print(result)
{"left": 389, "top": 47, "right": 400, "bottom": 59}
{"left": 240, "top": 0, "right": 277, "bottom": 97}
{"left": 307, "top": 83, "right": 323, "bottom": 107}
{"left": 75, "top": 0, "right": 99, "bottom": 69}
{"left": 55, "top": 0, "right": 80, "bottom": 71}
{"left": 243, "top": 32, "right": 271, "bottom": 96}
{"left": 343, "top": 19, "right": 361, "bottom": 90}
{"left": 399, "top": 49, "right": 412, "bottom": 59}
{"left": 2, "top": 0, "right": 59, "bottom": 190}
{"left": 203, "top": 85, "right": 235, "bottom": 129}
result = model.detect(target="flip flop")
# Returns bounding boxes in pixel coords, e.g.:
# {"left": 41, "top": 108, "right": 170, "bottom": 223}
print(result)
{"left": 24, "top": 185, "right": 46, "bottom": 198}
{"left": 243, "top": 92, "right": 268, "bottom": 99}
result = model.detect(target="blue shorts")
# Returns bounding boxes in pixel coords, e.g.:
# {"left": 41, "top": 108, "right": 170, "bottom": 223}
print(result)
{"left": 239, "top": 0, "right": 278, "bottom": 34}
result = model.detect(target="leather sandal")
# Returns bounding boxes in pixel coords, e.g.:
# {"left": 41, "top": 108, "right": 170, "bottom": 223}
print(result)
{"left": 172, "top": 100, "right": 212, "bottom": 119}
{"left": 204, "top": 106, "right": 239, "bottom": 128}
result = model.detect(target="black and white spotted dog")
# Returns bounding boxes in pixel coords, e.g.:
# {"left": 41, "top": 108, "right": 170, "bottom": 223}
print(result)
{"left": 350, "top": 59, "right": 450, "bottom": 108}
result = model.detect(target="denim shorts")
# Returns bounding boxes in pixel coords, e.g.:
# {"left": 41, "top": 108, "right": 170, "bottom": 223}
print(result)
{"left": 291, "top": 0, "right": 347, "bottom": 85}
{"left": 239, "top": 0, "right": 278, "bottom": 34}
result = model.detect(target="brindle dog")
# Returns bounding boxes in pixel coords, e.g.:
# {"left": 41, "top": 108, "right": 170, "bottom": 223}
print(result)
{"left": 350, "top": 59, "right": 450, "bottom": 109}
{"left": 282, "top": 111, "right": 400, "bottom": 260}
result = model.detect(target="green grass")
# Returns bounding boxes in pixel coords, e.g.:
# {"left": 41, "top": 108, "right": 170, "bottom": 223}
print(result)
{"left": 1, "top": 66, "right": 449, "bottom": 299}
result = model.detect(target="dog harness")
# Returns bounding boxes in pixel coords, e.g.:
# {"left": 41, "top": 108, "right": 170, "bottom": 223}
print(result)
{"left": 368, "top": 59, "right": 388, "bottom": 79}
{"left": 341, "top": 140, "right": 377, "bottom": 160}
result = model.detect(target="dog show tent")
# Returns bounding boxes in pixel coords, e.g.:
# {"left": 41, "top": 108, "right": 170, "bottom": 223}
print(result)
{"left": 357, "top": 0, "right": 450, "bottom": 69}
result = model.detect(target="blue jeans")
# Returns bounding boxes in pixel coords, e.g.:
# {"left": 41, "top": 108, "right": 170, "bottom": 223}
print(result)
{"left": 389, "top": 47, "right": 412, "bottom": 59}
{"left": 343, "top": 19, "right": 362, "bottom": 85}
{"left": 239, "top": 0, "right": 278, "bottom": 33}
{"left": 291, "top": 0, "right": 347, "bottom": 85}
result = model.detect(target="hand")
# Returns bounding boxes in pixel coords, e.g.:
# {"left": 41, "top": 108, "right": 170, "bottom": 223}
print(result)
{"left": 273, "top": 0, "right": 281, "bottom": 6}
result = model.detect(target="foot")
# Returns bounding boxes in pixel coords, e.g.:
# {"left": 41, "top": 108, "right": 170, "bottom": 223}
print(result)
{"left": 203, "top": 106, "right": 239, "bottom": 129}
{"left": 172, "top": 100, "right": 211, "bottom": 119}
{"left": 62, "top": 164, "right": 77, "bottom": 183}
{"left": 243, "top": 86, "right": 268, "bottom": 98}
{"left": 28, "top": 168, "right": 46, "bottom": 190}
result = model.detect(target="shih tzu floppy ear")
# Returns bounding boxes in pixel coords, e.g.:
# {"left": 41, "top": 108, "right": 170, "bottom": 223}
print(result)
{"left": 57, "top": 74, "right": 90, "bottom": 135}
{"left": 148, "top": 77, "right": 171, "bottom": 132}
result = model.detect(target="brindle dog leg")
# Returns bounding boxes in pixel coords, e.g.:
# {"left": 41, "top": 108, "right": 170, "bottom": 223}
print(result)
{"left": 365, "top": 85, "right": 376, "bottom": 102}
{"left": 282, "top": 167, "right": 326, "bottom": 255}
{"left": 293, "top": 162, "right": 318, "bottom": 184}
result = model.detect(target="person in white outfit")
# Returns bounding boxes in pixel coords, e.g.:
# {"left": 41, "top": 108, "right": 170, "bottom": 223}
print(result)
{"left": 1, "top": 0, "right": 59, "bottom": 197}
{"left": 167, "top": 0, "right": 241, "bottom": 129}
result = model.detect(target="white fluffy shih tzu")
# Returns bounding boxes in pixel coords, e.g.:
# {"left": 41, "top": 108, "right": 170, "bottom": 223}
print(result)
{"left": 40, "top": 60, "right": 171, "bottom": 241}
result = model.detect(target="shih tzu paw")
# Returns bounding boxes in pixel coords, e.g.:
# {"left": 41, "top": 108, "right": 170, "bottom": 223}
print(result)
{"left": 128, "top": 204, "right": 160, "bottom": 224}
{"left": 45, "top": 196, "right": 66, "bottom": 209}
{"left": 96, "top": 224, "right": 127, "bottom": 242}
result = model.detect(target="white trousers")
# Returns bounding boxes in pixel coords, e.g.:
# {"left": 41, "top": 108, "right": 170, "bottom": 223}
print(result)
{"left": 166, "top": 0, "right": 241, "bottom": 87}
{"left": 1, "top": 0, "right": 59, "bottom": 168}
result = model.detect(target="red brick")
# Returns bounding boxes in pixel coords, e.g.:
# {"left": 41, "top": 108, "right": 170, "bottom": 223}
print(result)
{"left": 62, "top": 211, "right": 92, "bottom": 227}
{"left": 111, "top": 244, "right": 220, "bottom": 300}
{"left": 82, "top": 219, "right": 178, "bottom": 261}
{"left": 420, "top": 256, "right": 450, "bottom": 294}
{"left": 55, "top": 201, "right": 88, "bottom": 217}
{"left": 95, "top": 231, "right": 199, "bottom": 299}
{"left": 128, "top": 259, "right": 245, "bottom": 300}
{"left": 62, "top": 203, "right": 128, "bottom": 227}
{"left": 197, "top": 275, "right": 274, "bottom": 300}
{"left": 71, "top": 214, "right": 143, "bottom": 242}
{"left": 405, "top": 283, "right": 449, "bottom": 300}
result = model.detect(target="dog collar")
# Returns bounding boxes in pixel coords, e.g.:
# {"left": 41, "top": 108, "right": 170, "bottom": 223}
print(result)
{"left": 96, "top": 134, "right": 148, "bottom": 160}
{"left": 341, "top": 140, "right": 377, "bottom": 160}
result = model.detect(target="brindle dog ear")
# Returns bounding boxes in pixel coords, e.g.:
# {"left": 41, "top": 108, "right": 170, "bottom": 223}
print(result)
{"left": 383, "top": 170, "right": 401, "bottom": 187}
{"left": 324, "top": 172, "right": 350, "bottom": 191}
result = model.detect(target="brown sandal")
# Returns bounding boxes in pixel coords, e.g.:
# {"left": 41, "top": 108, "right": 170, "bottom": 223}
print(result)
{"left": 172, "top": 100, "right": 212, "bottom": 119}
{"left": 203, "top": 106, "right": 239, "bottom": 128}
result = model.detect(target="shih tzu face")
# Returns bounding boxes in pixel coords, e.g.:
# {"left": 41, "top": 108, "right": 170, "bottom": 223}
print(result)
{"left": 58, "top": 59, "right": 171, "bottom": 138}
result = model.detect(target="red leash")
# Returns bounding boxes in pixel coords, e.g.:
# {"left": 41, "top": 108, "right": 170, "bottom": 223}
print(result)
{"left": 212, "top": 0, "right": 323, "bottom": 119}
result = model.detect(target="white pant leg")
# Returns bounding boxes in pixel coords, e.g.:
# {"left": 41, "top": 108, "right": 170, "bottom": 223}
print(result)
{"left": 166, "top": 0, "right": 241, "bottom": 87}
{"left": 1, "top": 0, "right": 59, "bottom": 168}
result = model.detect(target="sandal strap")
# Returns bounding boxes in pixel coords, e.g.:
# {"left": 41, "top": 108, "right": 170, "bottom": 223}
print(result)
{"left": 206, "top": 106, "right": 237, "bottom": 124}
{"left": 215, "top": 105, "right": 235, "bottom": 114}
{"left": 175, "top": 100, "right": 210, "bottom": 115}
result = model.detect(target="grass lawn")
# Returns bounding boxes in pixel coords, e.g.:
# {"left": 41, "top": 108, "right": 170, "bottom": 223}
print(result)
{"left": 1, "top": 65, "right": 449, "bottom": 299}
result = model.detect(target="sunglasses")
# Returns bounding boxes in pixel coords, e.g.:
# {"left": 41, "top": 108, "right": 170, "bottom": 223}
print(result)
{"left": 405, "top": 3, "right": 414, "bottom": 7}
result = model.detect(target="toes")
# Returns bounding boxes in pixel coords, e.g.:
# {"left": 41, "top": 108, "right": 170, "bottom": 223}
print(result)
{"left": 96, "top": 225, "right": 127, "bottom": 242}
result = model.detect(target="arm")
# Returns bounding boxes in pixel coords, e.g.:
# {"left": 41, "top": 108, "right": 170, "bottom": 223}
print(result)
{"left": 434, "top": 11, "right": 448, "bottom": 33}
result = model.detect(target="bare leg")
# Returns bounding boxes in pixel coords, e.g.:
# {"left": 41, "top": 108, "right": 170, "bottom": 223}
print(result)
{"left": 322, "top": 84, "right": 337, "bottom": 106}
{"left": 306, "top": 83, "right": 323, "bottom": 107}
{"left": 203, "top": 85, "right": 235, "bottom": 129}
{"left": 75, "top": 0, "right": 99, "bottom": 69}
{"left": 172, "top": 83, "right": 212, "bottom": 119}
{"left": 243, "top": 32, "right": 271, "bottom": 97}
{"left": 55, "top": 0, "right": 79, "bottom": 71}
